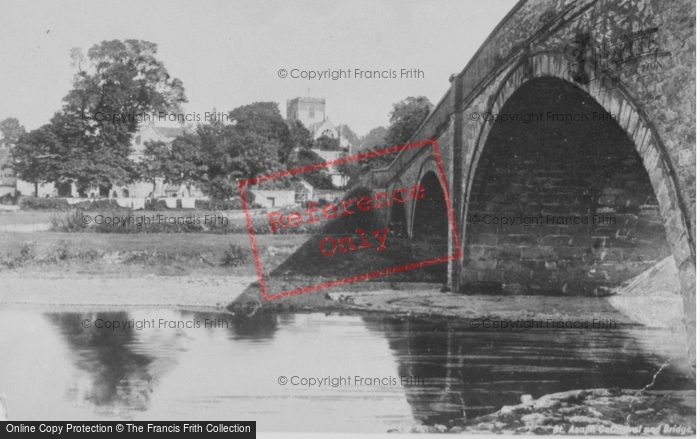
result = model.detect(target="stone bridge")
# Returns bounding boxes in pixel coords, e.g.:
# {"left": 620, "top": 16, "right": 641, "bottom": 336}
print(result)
{"left": 360, "top": 0, "right": 695, "bottom": 358}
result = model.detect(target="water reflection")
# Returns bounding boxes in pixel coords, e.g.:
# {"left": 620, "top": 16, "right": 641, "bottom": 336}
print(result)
{"left": 0, "top": 308, "right": 693, "bottom": 432}
{"left": 181, "top": 310, "right": 279, "bottom": 341}
{"left": 362, "top": 315, "right": 694, "bottom": 425}
{"left": 45, "top": 312, "right": 155, "bottom": 412}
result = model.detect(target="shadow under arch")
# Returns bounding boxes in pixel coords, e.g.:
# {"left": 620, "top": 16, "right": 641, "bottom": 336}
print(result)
{"left": 412, "top": 170, "right": 449, "bottom": 243}
{"left": 388, "top": 198, "right": 408, "bottom": 238}
{"left": 408, "top": 169, "right": 449, "bottom": 283}
{"left": 464, "top": 75, "right": 673, "bottom": 295}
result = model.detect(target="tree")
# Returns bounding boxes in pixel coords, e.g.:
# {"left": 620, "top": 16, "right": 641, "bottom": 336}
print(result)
{"left": 286, "top": 148, "right": 335, "bottom": 190}
{"left": 314, "top": 135, "right": 341, "bottom": 151}
{"left": 359, "top": 126, "right": 388, "bottom": 151}
{"left": 141, "top": 133, "right": 208, "bottom": 195}
{"left": 229, "top": 102, "right": 293, "bottom": 162}
{"left": 287, "top": 119, "right": 313, "bottom": 152}
{"left": 13, "top": 40, "right": 187, "bottom": 194}
{"left": 142, "top": 118, "right": 291, "bottom": 199}
{"left": 66, "top": 40, "right": 187, "bottom": 135}
{"left": 11, "top": 124, "right": 61, "bottom": 195}
{"left": 0, "top": 118, "right": 26, "bottom": 148}
{"left": 46, "top": 111, "right": 141, "bottom": 192}
{"left": 359, "top": 97, "right": 434, "bottom": 170}
{"left": 339, "top": 125, "right": 360, "bottom": 151}
{"left": 335, "top": 153, "right": 369, "bottom": 188}
{"left": 385, "top": 96, "right": 434, "bottom": 147}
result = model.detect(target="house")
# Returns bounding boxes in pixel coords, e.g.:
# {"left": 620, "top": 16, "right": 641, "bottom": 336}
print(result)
{"left": 249, "top": 189, "right": 296, "bottom": 209}
{"left": 0, "top": 147, "right": 15, "bottom": 197}
{"left": 130, "top": 122, "right": 190, "bottom": 162}
{"left": 293, "top": 180, "right": 314, "bottom": 204}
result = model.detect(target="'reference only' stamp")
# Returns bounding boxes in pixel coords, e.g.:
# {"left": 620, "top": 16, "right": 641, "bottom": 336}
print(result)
{"left": 238, "top": 138, "right": 462, "bottom": 301}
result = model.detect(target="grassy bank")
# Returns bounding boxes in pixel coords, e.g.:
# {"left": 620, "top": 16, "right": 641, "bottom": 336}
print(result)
{"left": 0, "top": 211, "right": 57, "bottom": 227}
{"left": 0, "top": 232, "right": 310, "bottom": 277}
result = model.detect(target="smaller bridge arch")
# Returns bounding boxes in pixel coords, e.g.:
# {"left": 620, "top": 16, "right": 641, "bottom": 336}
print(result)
{"left": 411, "top": 159, "right": 449, "bottom": 244}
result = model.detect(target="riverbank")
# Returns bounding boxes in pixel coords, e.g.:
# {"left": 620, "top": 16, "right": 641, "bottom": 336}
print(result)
{"left": 0, "top": 272, "right": 634, "bottom": 322}
{"left": 0, "top": 274, "right": 257, "bottom": 310}
{"left": 394, "top": 388, "right": 696, "bottom": 435}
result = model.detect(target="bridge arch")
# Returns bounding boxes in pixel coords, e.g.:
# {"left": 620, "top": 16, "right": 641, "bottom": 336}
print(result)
{"left": 412, "top": 159, "right": 449, "bottom": 244}
{"left": 462, "top": 52, "right": 694, "bottom": 301}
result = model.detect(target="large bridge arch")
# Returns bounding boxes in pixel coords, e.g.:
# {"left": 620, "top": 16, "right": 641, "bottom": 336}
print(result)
{"left": 464, "top": 52, "right": 693, "bottom": 265}
{"left": 461, "top": 52, "right": 694, "bottom": 306}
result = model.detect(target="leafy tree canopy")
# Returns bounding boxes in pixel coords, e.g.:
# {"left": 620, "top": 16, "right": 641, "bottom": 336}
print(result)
{"left": 229, "top": 102, "right": 293, "bottom": 161}
{"left": 288, "top": 119, "right": 313, "bottom": 151}
{"left": 359, "top": 126, "right": 388, "bottom": 151}
{"left": 0, "top": 118, "right": 26, "bottom": 148}
{"left": 314, "top": 135, "right": 341, "bottom": 151}
{"left": 12, "top": 40, "right": 187, "bottom": 193}
{"left": 286, "top": 147, "right": 335, "bottom": 190}
{"left": 385, "top": 96, "right": 434, "bottom": 147}
{"left": 340, "top": 125, "right": 360, "bottom": 150}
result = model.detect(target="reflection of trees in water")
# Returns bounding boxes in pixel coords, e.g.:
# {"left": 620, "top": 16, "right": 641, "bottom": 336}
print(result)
{"left": 362, "top": 315, "right": 693, "bottom": 426}
{"left": 46, "top": 310, "right": 280, "bottom": 415}
{"left": 178, "top": 310, "right": 279, "bottom": 342}
{"left": 229, "top": 312, "right": 279, "bottom": 341}
{"left": 44, "top": 312, "right": 155, "bottom": 413}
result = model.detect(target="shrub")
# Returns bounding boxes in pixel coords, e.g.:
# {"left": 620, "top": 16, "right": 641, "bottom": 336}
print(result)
{"left": 44, "top": 240, "right": 73, "bottom": 263}
{"left": 195, "top": 198, "right": 244, "bottom": 210}
{"left": 145, "top": 199, "right": 169, "bottom": 211}
{"left": 74, "top": 199, "right": 128, "bottom": 211}
{"left": 18, "top": 241, "right": 37, "bottom": 263}
{"left": 0, "top": 241, "right": 38, "bottom": 268}
{"left": 244, "top": 189, "right": 256, "bottom": 204}
{"left": 20, "top": 197, "right": 70, "bottom": 211}
{"left": 0, "top": 193, "right": 17, "bottom": 205}
{"left": 51, "top": 211, "right": 89, "bottom": 232}
{"left": 221, "top": 244, "right": 252, "bottom": 267}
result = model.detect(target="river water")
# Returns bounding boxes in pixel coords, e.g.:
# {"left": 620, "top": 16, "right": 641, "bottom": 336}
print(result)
{"left": 0, "top": 308, "right": 693, "bottom": 433}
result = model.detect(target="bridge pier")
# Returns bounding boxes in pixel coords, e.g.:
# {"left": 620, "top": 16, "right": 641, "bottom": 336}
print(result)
{"left": 448, "top": 73, "right": 464, "bottom": 293}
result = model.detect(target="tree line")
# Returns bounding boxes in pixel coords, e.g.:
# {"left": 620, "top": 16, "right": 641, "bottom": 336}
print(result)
{"left": 1, "top": 39, "right": 433, "bottom": 199}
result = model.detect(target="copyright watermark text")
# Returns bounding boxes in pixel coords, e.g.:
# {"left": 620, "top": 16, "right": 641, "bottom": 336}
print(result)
{"left": 468, "top": 110, "right": 617, "bottom": 124}
{"left": 81, "top": 111, "right": 229, "bottom": 124}
{"left": 277, "top": 68, "right": 424, "bottom": 80}
{"left": 277, "top": 375, "right": 425, "bottom": 387}
{"left": 468, "top": 318, "right": 617, "bottom": 330}
{"left": 81, "top": 214, "right": 228, "bottom": 227}
{"left": 81, "top": 318, "right": 229, "bottom": 330}
{"left": 468, "top": 214, "right": 617, "bottom": 226}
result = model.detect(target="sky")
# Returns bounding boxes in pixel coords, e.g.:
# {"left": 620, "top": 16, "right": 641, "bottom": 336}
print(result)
{"left": 0, "top": 0, "right": 518, "bottom": 137}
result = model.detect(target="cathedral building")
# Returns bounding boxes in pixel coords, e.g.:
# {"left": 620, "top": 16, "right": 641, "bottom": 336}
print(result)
{"left": 286, "top": 97, "right": 350, "bottom": 187}
{"left": 286, "top": 97, "right": 349, "bottom": 148}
